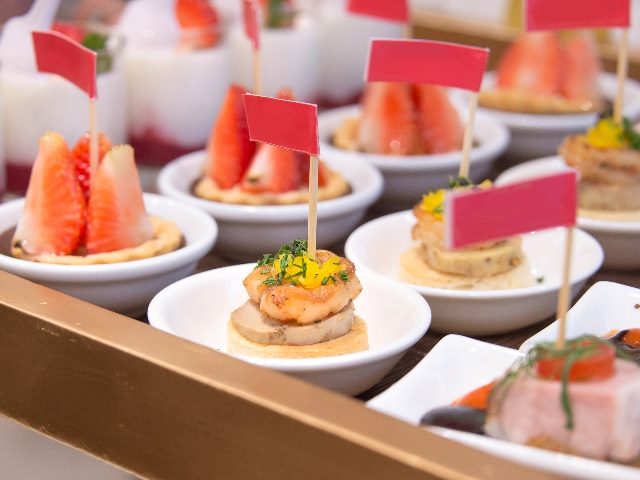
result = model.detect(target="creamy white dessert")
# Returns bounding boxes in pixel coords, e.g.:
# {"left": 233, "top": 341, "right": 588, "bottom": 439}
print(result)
{"left": 123, "top": 44, "right": 230, "bottom": 164}
{"left": 229, "top": 16, "right": 320, "bottom": 102}
{"left": 117, "top": 0, "right": 231, "bottom": 165}
{"left": 316, "top": 0, "right": 402, "bottom": 106}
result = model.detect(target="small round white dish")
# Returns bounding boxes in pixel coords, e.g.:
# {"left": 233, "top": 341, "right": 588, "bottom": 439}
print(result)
{"left": 157, "top": 150, "right": 383, "bottom": 260}
{"left": 317, "top": 104, "right": 510, "bottom": 212}
{"left": 345, "top": 211, "right": 604, "bottom": 335}
{"left": 496, "top": 156, "right": 640, "bottom": 270}
{"left": 476, "top": 72, "right": 640, "bottom": 162}
{"left": 0, "top": 193, "right": 218, "bottom": 316}
{"left": 147, "top": 264, "right": 431, "bottom": 396}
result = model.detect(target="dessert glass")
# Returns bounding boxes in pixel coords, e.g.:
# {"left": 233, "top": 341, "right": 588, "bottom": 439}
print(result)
{"left": 316, "top": 0, "right": 403, "bottom": 107}
{"left": 229, "top": 13, "right": 319, "bottom": 102}
{"left": 122, "top": 23, "right": 231, "bottom": 165}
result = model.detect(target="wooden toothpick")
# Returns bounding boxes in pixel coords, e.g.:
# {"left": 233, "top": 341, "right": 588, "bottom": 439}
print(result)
{"left": 614, "top": 28, "right": 629, "bottom": 124}
{"left": 555, "top": 227, "right": 575, "bottom": 349}
{"left": 252, "top": 48, "right": 262, "bottom": 96}
{"left": 458, "top": 91, "right": 479, "bottom": 179}
{"left": 88, "top": 98, "right": 98, "bottom": 193}
{"left": 307, "top": 154, "right": 319, "bottom": 259}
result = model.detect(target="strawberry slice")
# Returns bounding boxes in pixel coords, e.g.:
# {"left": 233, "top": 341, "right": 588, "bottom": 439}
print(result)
{"left": 13, "top": 132, "right": 85, "bottom": 256}
{"left": 86, "top": 145, "right": 153, "bottom": 254}
{"left": 205, "top": 84, "right": 257, "bottom": 189}
{"left": 412, "top": 84, "right": 463, "bottom": 154}
{"left": 358, "top": 82, "right": 420, "bottom": 155}
{"left": 276, "top": 86, "right": 295, "bottom": 100}
{"left": 51, "top": 22, "right": 86, "bottom": 44}
{"left": 240, "top": 143, "right": 301, "bottom": 193}
{"left": 561, "top": 32, "right": 601, "bottom": 102}
{"left": 497, "top": 32, "right": 562, "bottom": 96}
{"left": 176, "top": 0, "right": 220, "bottom": 49}
{"left": 70, "top": 132, "right": 113, "bottom": 201}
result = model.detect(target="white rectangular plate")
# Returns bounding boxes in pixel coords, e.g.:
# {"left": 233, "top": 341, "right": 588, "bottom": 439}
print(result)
{"left": 367, "top": 334, "right": 640, "bottom": 480}
{"left": 521, "top": 281, "right": 640, "bottom": 351}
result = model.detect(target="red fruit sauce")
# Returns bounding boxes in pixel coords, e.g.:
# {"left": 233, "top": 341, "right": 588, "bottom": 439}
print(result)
{"left": 129, "top": 128, "right": 205, "bottom": 166}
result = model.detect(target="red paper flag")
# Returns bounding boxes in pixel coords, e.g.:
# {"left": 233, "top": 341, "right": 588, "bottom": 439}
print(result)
{"left": 366, "top": 39, "right": 489, "bottom": 91}
{"left": 526, "top": 0, "right": 630, "bottom": 30}
{"left": 32, "top": 30, "right": 97, "bottom": 99}
{"left": 444, "top": 172, "right": 577, "bottom": 249}
{"left": 347, "top": 0, "right": 408, "bottom": 23}
{"left": 242, "top": 0, "right": 260, "bottom": 50}
{"left": 243, "top": 94, "right": 319, "bottom": 155}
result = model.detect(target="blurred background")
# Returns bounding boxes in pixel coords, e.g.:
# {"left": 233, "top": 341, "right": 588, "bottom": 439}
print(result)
{"left": 2, "top": 0, "right": 636, "bottom": 71}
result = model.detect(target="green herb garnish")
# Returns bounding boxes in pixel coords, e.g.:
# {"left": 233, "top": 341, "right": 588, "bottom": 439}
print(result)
{"left": 253, "top": 239, "right": 350, "bottom": 289}
{"left": 622, "top": 118, "right": 640, "bottom": 150}
{"left": 448, "top": 176, "right": 473, "bottom": 189}
{"left": 265, "top": 0, "right": 296, "bottom": 29}
{"left": 255, "top": 239, "right": 309, "bottom": 287}
{"left": 82, "top": 32, "right": 112, "bottom": 74}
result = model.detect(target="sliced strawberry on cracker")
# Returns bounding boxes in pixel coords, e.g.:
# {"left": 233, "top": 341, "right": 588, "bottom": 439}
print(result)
{"left": 497, "top": 31, "right": 562, "bottom": 96}
{"left": 206, "top": 84, "right": 256, "bottom": 189}
{"left": 358, "top": 82, "right": 420, "bottom": 155}
{"left": 176, "top": 0, "right": 220, "bottom": 49}
{"left": 240, "top": 143, "right": 301, "bottom": 193}
{"left": 412, "top": 84, "right": 463, "bottom": 154}
{"left": 561, "top": 32, "right": 601, "bottom": 102}
{"left": 86, "top": 145, "right": 153, "bottom": 254}
{"left": 70, "top": 132, "right": 112, "bottom": 201}
{"left": 13, "top": 132, "right": 85, "bottom": 256}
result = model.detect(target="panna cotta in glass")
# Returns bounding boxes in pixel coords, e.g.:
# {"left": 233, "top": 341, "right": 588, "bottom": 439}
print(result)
{"left": 0, "top": 24, "right": 127, "bottom": 194}
{"left": 117, "top": 0, "right": 231, "bottom": 165}
{"left": 229, "top": 0, "right": 320, "bottom": 102}
{"left": 316, "top": 0, "right": 402, "bottom": 107}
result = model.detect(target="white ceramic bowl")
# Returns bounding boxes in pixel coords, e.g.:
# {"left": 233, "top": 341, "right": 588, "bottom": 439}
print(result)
{"left": 318, "top": 104, "right": 510, "bottom": 212}
{"left": 0, "top": 193, "right": 217, "bottom": 316}
{"left": 367, "top": 334, "right": 640, "bottom": 480}
{"left": 476, "top": 72, "right": 640, "bottom": 162}
{"left": 157, "top": 150, "right": 383, "bottom": 260}
{"left": 496, "top": 156, "right": 640, "bottom": 270}
{"left": 147, "top": 264, "right": 431, "bottom": 395}
{"left": 521, "top": 281, "right": 640, "bottom": 352}
{"left": 345, "top": 211, "right": 604, "bottom": 335}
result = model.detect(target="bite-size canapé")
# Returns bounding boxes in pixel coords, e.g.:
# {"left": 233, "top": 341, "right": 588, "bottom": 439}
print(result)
{"left": 10, "top": 132, "right": 181, "bottom": 265}
{"left": 228, "top": 239, "right": 368, "bottom": 359}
